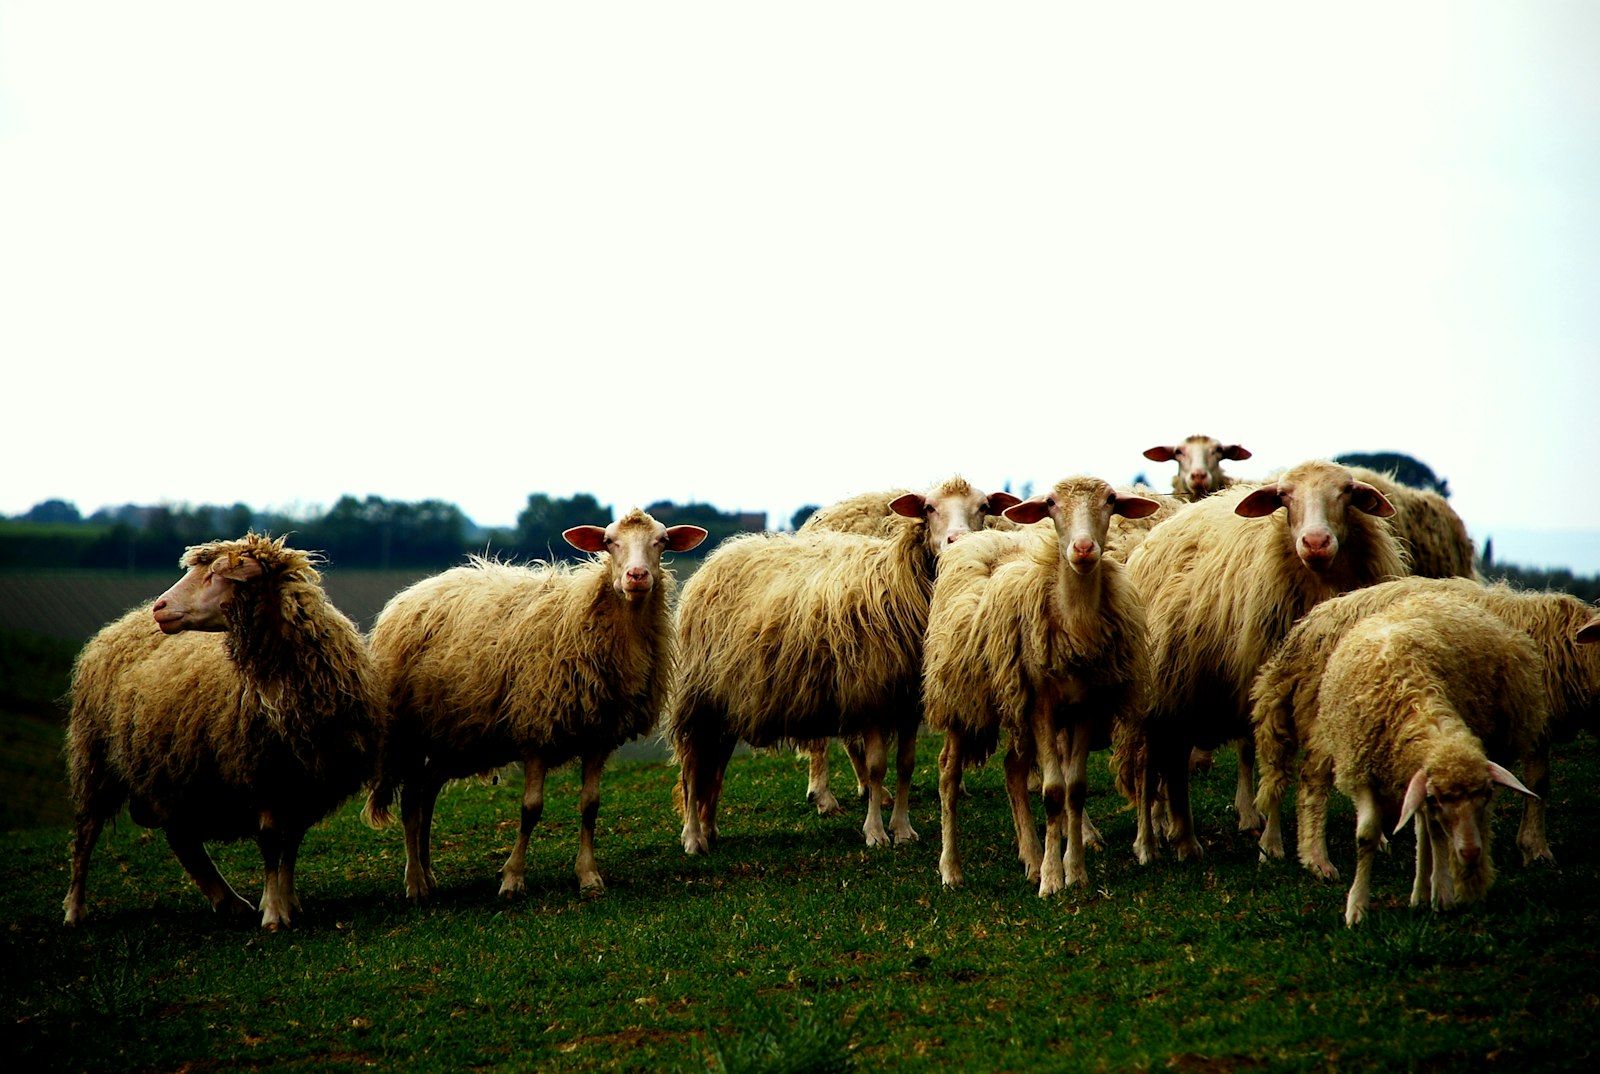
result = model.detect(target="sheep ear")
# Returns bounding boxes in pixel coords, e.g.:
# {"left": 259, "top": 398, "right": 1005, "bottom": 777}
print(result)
{"left": 1143, "top": 445, "right": 1180, "bottom": 463}
{"left": 985, "top": 491, "right": 1023, "bottom": 516}
{"left": 1488, "top": 760, "right": 1538, "bottom": 799}
{"left": 1349, "top": 481, "right": 1397, "bottom": 518}
{"left": 1576, "top": 614, "right": 1600, "bottom": 644}
{"left": 1003, "top": 497, "right": 1051, "bottom": 526}
{"left": 1221, "top": 444, "right": 1252, "bottom": 461}
{"left": 888, "top": 492, "right": 926, "bottom": 519}
{"left": 1235, "top": 484, "right": 1284, "bottom": 518}
{"left": 1115, "top": 494, "right": 1163, "bottom": 520}
{"left": 563, "top": 526, "right": 608, "bottom": 553}
{"left": 664, "top": 525, "right": 708, "bottom": 552}
{"left": 1395, "top": 769, "right": 1430, "bottom": 834}
{"left": 215, "top": 555, "right": 265, "bottom": 583}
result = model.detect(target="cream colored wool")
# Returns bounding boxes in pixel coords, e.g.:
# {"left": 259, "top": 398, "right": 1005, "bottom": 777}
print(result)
{"left": 924, "top": 477, "right": 1155, "bottom": 895}
{"left": 1115, "top": 458, "right": 1407, "bottom": 864}
{"left": 1251, "top": 575, "right": 1599, "bottom": 871}
{"left": 62, "top": 533, "right": 384, "bottom": 929}
{"left": 1306, "top": 591, "right": 1546, "bottom": 925}
{"left": 1346, "top": 467, "right": 1477, "bottom": 580}
{"left": 366, "top": 507, "right": 703, "bottom": 901}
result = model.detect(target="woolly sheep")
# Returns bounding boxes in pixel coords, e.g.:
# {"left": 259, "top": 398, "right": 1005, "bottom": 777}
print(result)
{"left": 1142, "top": 435, "right": 1252, "bottom": 501}
{"left": 1345, "top": 466, "right": 1476, "bottom": 580}
{"left": 793, "top": 477, "right": 1021, "bottom": 816}
{"left": 1114, "top": 459, "right": 1405, "bottom": 864}
{"left": 62, "top": 534, "right": 384, "bottom": 929}
{"left": 1252, "top": 576, "right": 1600, "bottom": 873}
{"left": 365, "top": 508, "right": 707, "bottom": 900}
{"left": 924, "top": 477, "right": 1158, "bottom": 895}
{"left": 1305, "top": 591, "right": 1543, "bottom": 925}
{"left": 668, "top": 487, "right": 969, "bottom": 853}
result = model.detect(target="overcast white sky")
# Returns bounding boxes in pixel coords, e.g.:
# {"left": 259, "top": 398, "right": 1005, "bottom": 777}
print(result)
{"left": 3, "top": 3, "right": 1597, "bottom": 572}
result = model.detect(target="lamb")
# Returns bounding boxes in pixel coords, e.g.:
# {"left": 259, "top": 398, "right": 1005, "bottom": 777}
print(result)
{"left": 923, "top": 477, "right": 1158, "bottom": 895}
{"left": 1252, "top": 575, "right": 1600, "bottom": 872}
{"left": 62, "top": 533, "right": 385, "bottom": 929}
{"left": 1142, "top": 435, "right": 1252, "bottom": 501}
{"left": 668, "top": 484, "right": 979, "bottom": 853}
{"left": 790, "top": 477, "right": 1019, "bottom": 816}
{"left": 365, "top": 508, "right": 707, "bottom": 900}
{"left": 1304, "top": 591, "right": 1544, "bottom": 926}
{"left": 1115, "top": 459, "right": 1405, "bottom": 864}
{"left": 1345, "top": 466, "right": 1477, "bottom": 580}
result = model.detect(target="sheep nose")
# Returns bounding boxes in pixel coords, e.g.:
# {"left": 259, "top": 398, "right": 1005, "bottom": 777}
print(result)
{"left": 1459, "top": 843, "right": 1481, "bottom": 864}
{"left": 946, "top": 531, "right": 966, "bottom": 544}
{"left": 1301, "top": 531, "right": 1333, "bottom": 554}
{"left": 625, "top": 567, "right": 651, "bottom": 584}
{"left": 1188, "top": 472, "right": 1210, "bottom": 488}
{"left": 1073, "top": 538, "right": 1097, "bottom": 558}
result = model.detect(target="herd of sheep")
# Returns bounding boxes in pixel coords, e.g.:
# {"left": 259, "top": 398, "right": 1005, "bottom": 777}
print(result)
{"left": 59, "top": 438, "right": 1600, "bottom": 931}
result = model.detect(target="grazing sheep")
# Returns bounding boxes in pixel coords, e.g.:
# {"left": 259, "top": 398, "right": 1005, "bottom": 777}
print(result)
{"left": 1115, "top": 459, "right": 1405, "bottom": 864}
{"left": 1346, "top": 466, "right": 1477, "bottom": 580}
{"left": 668, "top": 485, "right": 977, "bottom": 853}
{"left": 792, "top": 477, "right": 1020, "bottom": 817}
{"left": 366, "top": 508, "right": 707, "bottom": 900}
{"left": 1142, "top": 436, "right": 1252, "bottom": 501}
{"left": 1253, "top": 576, "right": 1600, "bottom": 872}
{"left": 924, "top": 477, "right": 1158, "bottom": 895}
{"left": 62, "top": 534, "right": 384, "bottom": 929}
{"left": 1305, "top": 591, "right": 1544, "bottom": 925}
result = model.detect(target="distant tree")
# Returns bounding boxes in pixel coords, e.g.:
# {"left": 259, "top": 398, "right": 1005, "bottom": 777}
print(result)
{"left": 21, "top": 499, "right": 81, "bottom": 524}
{"left": 790, "top": 505, "right": 820, "bottom": 530}
{"left": 1334, "top": 451, "right": 1450, "bottom": 497}
{"left": 513, "top": 492, "right": 610, "bottom": 560}
{"left": 304, "top": 495, "right": 469, "bottom": 568}
{"left": 642, "top": 499, "right": 762, "bottom": 554}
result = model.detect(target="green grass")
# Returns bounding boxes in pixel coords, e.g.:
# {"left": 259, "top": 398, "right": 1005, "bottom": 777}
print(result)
{"left": 3, "top": 733, "right": 1598, "bottom": 1073}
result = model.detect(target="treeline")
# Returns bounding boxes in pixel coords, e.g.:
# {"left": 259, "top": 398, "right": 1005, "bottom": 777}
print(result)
{"left": 0, "top": 494, "right": 782, "bottom": 571}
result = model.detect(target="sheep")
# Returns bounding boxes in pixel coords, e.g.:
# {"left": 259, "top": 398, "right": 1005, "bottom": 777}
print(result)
{"left": 1252, "top": 575, "right": 1600, "bottom": 873}
{"left": 923, "top": 477, "right": 1158, "bottom": 895}
{"left": 1114, "top": 459, "right": 1405, "bottom": 864}
{"left": 62, "top": 533, "right": 384, "bottom": 929}
{"left": 1105, "top": 486, "right": 1186, "bottom": 565}
{"left": 791, "top": 477, "right": 1020, "bottom": 817}
{"left": 1345, "top": 466, "right": 1477, "bottom": 579}
{"left": 668, "top": 485, "right": 977, "bottom": 854}
{"left": 1142, "top": 436, "right": 1252, "bottom": 501}
{"left": 365, "top": 508, "right": 707, "bottom": 900}
{"left": 1304, "top": 591, "right": 1544, "bottom": 925}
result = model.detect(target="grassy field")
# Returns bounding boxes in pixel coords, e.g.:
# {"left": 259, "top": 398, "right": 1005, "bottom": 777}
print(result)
{"left": 3, "top": 726, "right": 1597, "bottom": 1073}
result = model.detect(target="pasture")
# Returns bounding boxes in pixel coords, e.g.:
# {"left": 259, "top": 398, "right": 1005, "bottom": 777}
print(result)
{"left": 3, "top": 729, "right": 1597, "bottom": 1073}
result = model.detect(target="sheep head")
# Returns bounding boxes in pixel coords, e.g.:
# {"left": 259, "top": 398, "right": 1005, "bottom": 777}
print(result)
{"left": 1004, "top": 476, "right": 1160, "bottom": 575}
{"left": 1143, "top": 435, "right": 1251, "bottom": 499}
{"left": 1396, "top": 750, "right": 1535, "bottom": 906}
{"left": 151, "top": 533, "right": 313, "bottom": 634}
{"left": 1235, "top": 460, "right": 1395, "bottom": 574}
{"left": 888, "top": 477, "right": 1021, "bottom": 556}
{"left": 564, "top": 508, "right": 707, "bottom": 601}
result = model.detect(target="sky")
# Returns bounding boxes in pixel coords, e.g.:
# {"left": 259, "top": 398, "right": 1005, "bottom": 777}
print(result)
{"left": 2, "top": 3, "right": 1597, "bottom": 574}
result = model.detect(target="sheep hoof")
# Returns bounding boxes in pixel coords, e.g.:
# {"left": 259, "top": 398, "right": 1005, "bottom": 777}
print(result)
{"left": 1174, "top": 839, "right": 1204, "bottom": 862}
{"left": 810, "top": 792, "right": 846, "bottom": 817}
{"left": 1519, "top": 843, "right": 1555, "bottom": 866}
{"left": 1306, "top": 860, "right": 1340, "bottom": 881}
{"left": 579, "top": 877, "right": 606, "bottom": 899}
{"left": 498, "top": 878, "right": 524, "bottom": 899}
{"left": 863, "top": 828, "right": 891, "bottom": 849}
{"left": 892, "top": 825, "right": 919, "bottom": 845}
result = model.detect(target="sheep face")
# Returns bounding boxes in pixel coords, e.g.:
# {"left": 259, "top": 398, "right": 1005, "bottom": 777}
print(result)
{"left": 1143, "top": 435, "right": 1251, "bottom": 499}
{"left": 1005, "top": 477, "right": 1160, "bottom": 575}
{"left": 889, "top": 480, "right": 1021, "bottom": 555}
{"left": 564, "top": 509, "right": 707, "bottom": 601}
{"left": 151, "top": 549, "right": 266, "bottom": 634}
{"left": 1397, "top": 758, "right": 1534, "bottom": 907}
{"left": 1235, "top": 461, "right": 1395, "bottom": 574}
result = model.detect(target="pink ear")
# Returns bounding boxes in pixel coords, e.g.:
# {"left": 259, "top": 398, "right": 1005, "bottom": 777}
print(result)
{"left": 1143, "top": 445, "right": 1179, "bottom": 463}
{"left": 1395, "top": 769, "right": 1430, "bottom": 834}
{"left": 1349, "top": 481, "right": 1397, "bottom": 518}
{"left": 986, "top": 491, "right": 1023, "bottom": 515}
{"left": 216, "top": 556, "right": 265, "bottom": 582}
{"left": 1576, "top": 614, "right": 1600, "bottom": 644}
{"left": 1003, "top": 498, "right": 1051, "bottom": 526}
{"left": 1115, "top": 494, "right": 1162, "bottom": 520}
{"left": 563, "top": 526, "right": 608, "bottom": 553}
{"left": 1235, "top": 485, "right": 1284, "bottom": 518}
{"left": 1222, "top": 444, "right": 1252, "bottom": 461}
{"left": 888, "top": 493, "right": 925, "bottom": 519}
{"left": 1487, "top": 760, "right": 1538, "bottom": 798}
{"left": 665, "top": 525, "right": 709, "bottom": 552}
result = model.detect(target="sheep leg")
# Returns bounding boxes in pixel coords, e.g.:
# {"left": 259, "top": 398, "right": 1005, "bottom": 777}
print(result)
{"left": 1257, "top": 776, "right": 1287, "bottom": 862}
{"left": 1515, "top": 739, "right": 1553, "bottom": 865}
{"left": 1233, "top": 736, "right": 1264, "bottom": 832}
{"left": 1033, "top": 710, "right": 1067, "bottom": 897}
{"left": 801, "top": 739, "right": 845, "bottom": 817}
{"left": 849, "top": 736, "right": 890, "bottom": 805}
{"left": 574, "top": 751, "right": 608, "bottom": 896}
{"left": 165, "top": 827, "right": 254, "bottom": 919}
{"left": 1344, "top": 785, "right": 1382, "bottom": 927}
{"left": 938, "top": 729, "right": 965, "bottom": 888}
{"left": 888, "top": 722, "right": 919, "bottom": 844}
{"left": 1080, "top": 805, "right": 1103, "bottom": 851}
{"left": 1159, "top": 736, "right": 1202, "bottom": 862}
{"left": 1295, "top": 755, "right": 1339, "bottom": 880}
{"left": 401, "top": 769, "right": 445, "bottom": 901}
{"left": 256, "top": 814, "right": 294, "bottom": 930}
{"left": 63, "top": 811, "right": 107, "bottom": 926}
{"left": 860, "top": 728, "right": 892, "bottom": 848}
{"left": 679, "top": 731, "right": 734, "bottom": 855}
{"left": 1062, "top": 720, "right": 1092, "bottom": 890}
{"left": 499, "top": 754, "right": 547, "bottom": 898}
{"left": 1425, "top": 813, "right": 1456, "bottom": 910}
{"left": 1410, "top": 813, "right": 1434, "bottom": 909}
{"left": 1132, "top": 746, "right": 1160, "bottom": 866}
{"left": 279, "top": 826, "right": 304, "bottom": 914}
{"left": 1003, "top": 742, "right": 1043, "bottom": 882}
